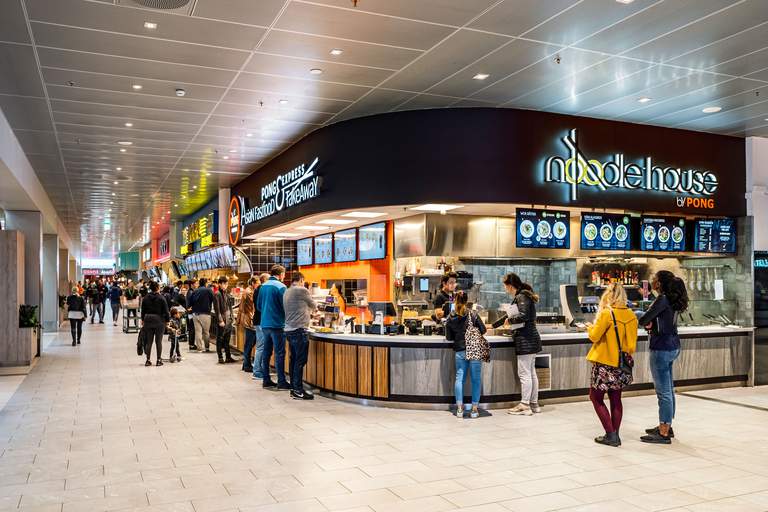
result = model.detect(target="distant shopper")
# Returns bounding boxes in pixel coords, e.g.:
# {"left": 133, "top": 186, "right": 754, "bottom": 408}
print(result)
{"left": 284, "top": 272, "right": 317, "bottom": 400}
{"left": 446, "top": 291, "right": 487, "bottom": 418}
{"left": 257, "top": 265, "right": 289, "bottom": 389}
{"left": 587, "top": 283, "right": 638, "bottom": 447}
{"left": 433, "top": 271, "right": 458, "bottom": 320}
{"left": 496, "top": 273, "right": 542, "bottom": 416}
{"left": 639, "top": 270, "right": 689, "bottom": 444}
{"left": 66, "top": 287, "right": 86, "bottom": 346}
{"left": 141, "top": 281, "right": 170, "bottom": 366}
{"left": 185, "top": 280, "right": 197, "bottom": 350}
{"left": 188, "top": 277, "right": 214, "bottom": 352}
{"left": 123, "top": 281, "right": 139, "bottom": 319}
{"left": 167, "top": 307, "right": 183, "bottom": 363}
{"left": 251, "top": 273, "right": 270, "bottom": 380}
{"left": 213, "top": 276, "right": 237, "bottom": 364}
{"left": 108, "top": 282, "right": 122, "bottom": 326}
{"left": 238, "top": 277, "right": 258, "bottom": 373}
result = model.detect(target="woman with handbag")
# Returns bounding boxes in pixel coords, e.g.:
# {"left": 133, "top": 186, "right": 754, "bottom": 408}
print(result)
{"left": 587, "top": 283, "right": 638, "bottom": 447}
{"left": 446, "top": 291, "right": 488, "bottom": 419}
{"left": 66, "top": 287, "right": 86, "bottom": 346}
{"left": 638, "top": 270, "right": 689, "bottom": 444}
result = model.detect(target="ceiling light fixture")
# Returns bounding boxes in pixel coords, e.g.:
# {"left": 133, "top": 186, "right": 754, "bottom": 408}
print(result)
{"left": 222, "top": 155, "right": 229, "bottom": 160}
{"left": 228, "top": 149, "right": 237, "bottom": 153}
{"left": 132, "top": 84, "right": 143, "bottom": 90}
{"left": 615, "top": 0, "right": 635, "bottom": 3}
{"left": 120, "top": 148, "right": 127, "bottom": 153}
{"left": 124, "top": 122, "right": 133, "bottom": 127}
{"left": 296, "top": 225, "right": 327, "bottom": 231}
{"left": 272, "top": 232, "right": 303, "bottom": 237}
{"left": 143, "top": 21, "right": 157, "bottom": 29}
{"left": 246, "top": 132, "right": 253, "bottom": 137}
{"left": 113, "top": 181, "right": 119, "bottom": 185}
{"left": 173, "top": 203, "right": 178, "bottom": 207}
{"left": 637, "top": 97, "right": 652, "bottom": 103}
{"left": 309, "top": 68, "right": 323, "bottom": 75}
{"left": 329, "top": 48, "right": 343, "bottom": 56}
{"left": 116, "top": 167, "right": 122, "bottom": 171}
{"left": 341, "top": 211, "right": 386, "bottom": 218}
{"left": 410, "top": 204, "right": 463, "bottom": 212}
{"left": 702, "top": 106, "right": 722, "bottom": 113}
{"left": 472, "top": 73, "right": 490, "bottom": 80}
{"left": 279, "top": 99, "right": 288, "bottom": 105}
{"left": 117, "top": 141, "right": 133, "bottom": 146}
{"left": 318, "top": 219, "right": 356, "bottom": 225}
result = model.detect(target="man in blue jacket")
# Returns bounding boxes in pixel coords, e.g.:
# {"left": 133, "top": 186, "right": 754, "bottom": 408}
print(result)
{"left": 256, "top": 264, "right": 288, "bottom": 389}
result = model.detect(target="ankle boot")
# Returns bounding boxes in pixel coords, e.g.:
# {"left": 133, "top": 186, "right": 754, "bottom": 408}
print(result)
{"left": 594, "top": 431, "right": 621, "bottom": 447}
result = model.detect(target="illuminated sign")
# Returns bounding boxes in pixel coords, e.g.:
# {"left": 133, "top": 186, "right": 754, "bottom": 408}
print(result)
{"left": 158, "top": 238, "right": 169, "bottom": 257}
{"left": 237, "top": 157, "right": 320, "bottom": 227}
{"left": 83, "top": 268, "right": 113, "bottom": 276}
{"left": 757, "top": 259, "right": 768, "bottom": 268}
{"left": 182, "top": 211, "right": 216, "bottom": 245}
{"left": 228, "top": 195, "right": 241, "bottom": 245}
{"left": 180, "top": 244, "right": 189, "bottom": 255}
{"left": 545, "top": 129, "right": 719, "bottom": 203}
{"left": 200, "top": 233, "right": 215, "bottom": 247}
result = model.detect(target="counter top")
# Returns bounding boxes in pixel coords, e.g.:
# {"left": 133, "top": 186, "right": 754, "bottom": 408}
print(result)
{"left": 309, "top": 325, "right": 753, "bottom": 347}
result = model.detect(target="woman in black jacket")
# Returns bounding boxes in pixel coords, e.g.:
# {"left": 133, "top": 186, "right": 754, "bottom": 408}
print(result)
{"left": 141, "top": 281, "right": 170, "bottom": 366}
{"left": 66, "top": 287, "right": 86, "bottom": 346}
{"left": 445, "top": 291, "right": 487, "bottom": 419}
{"left": 638, "top": 270, "right": 689, "bottom": 444}
{"left": 496, "top": 273, "right": 542, "bottom": 416}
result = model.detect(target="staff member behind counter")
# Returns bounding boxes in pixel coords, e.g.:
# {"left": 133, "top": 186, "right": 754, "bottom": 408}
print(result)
{"left": 433, "top": 271, "right": 458, "bottom": 321}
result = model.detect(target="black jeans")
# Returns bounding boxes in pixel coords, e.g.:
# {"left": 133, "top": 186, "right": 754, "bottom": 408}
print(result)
{"left": 70, "top": 319, "right": 83, "bottom": 343}
{"left": 143, "top": 316, "right": 164, "bottom": 361}
{"left": 216, "top": 324, "right": 232, "bottom": 360}
{"left": 287, "top": 329, "right": 309, "bottom": 392}
{"left": 187, "top": 316, "right": 196, "bottom": 348}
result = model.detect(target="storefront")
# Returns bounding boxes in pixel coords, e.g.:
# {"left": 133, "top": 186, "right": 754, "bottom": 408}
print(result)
{"left": 229, "top": 108, "right": 753, "bottom": 408}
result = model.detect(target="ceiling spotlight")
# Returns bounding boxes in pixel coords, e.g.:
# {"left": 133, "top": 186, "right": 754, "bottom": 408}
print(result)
{"left": 341, "top": 211, "right": 386, "bottom": 218}
{"left": 167, "top": 210, "right": 170, "bottom": 214}
{"left": 637, "top": 97, "right": 652, "bottom": 103}
{"left": 279, "top": 99, "right": 288, "bottom": 105}
{"left": 143, "top": 21, "right": 157, "bottom": 29}
{"left": 411, "top": 203, "right": 463, "bottom": 212}
{"left": 120, "top": 148, "right": 127, "bottom": 153}
{"left": 112, "top": 192, "right": 116, "bottom": 196}
{"left": 192, "top": 185, "right": 197, "bottom": 189}
{"left": 117, "top": 141, "right": 133, "bottom": 146}
{"left": 615, "top": 0, "right": 635, "bottom": 3}
{"left": 702, "top": 106, "right": 722, "bottom": 113}
{"left": 173, "top": 204, "right": 178, "bottom": 207}
{"left": 124, "top": 122, "right": 133, "bottom": 127}
{"left": 116, "top": 167, "right": 122, "bottom": 171}
{"left": 228, "top": 149, "right": 237, "bottom": 153}
{"left": 246, "top": 132, "right": 253, "bottom": 137}
{"left": 175, "top": 88, "right": 186, "bottom": 97}
{"left": 113, "top": 181, "right": 119, "bottom": 185}
{"left": 309, "top": 68, "right": 323, "bottom": 75}
{"left": 223, "top": 156, "right": 229, "bottom": 160}
{"left": 132, "top": 84, "right": 143, "bottom": 90}
{"left": 329, "top": 48, "right": 344, "bottom": 56}
{"left": 472, "top": 73, "right": 490, "bottom": 80}
{"left": 110, "top": 201, "right": 113, "bottom": 205}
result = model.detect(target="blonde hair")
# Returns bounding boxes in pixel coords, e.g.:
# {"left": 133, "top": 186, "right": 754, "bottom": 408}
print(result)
{"left": 597, "top": 282, "right": 627, "bottom": 315}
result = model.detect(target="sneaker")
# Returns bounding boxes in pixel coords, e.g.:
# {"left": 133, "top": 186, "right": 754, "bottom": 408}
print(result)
{"left": 277, "top": 382, "right": 291, "bottom": 390}
{"left": 145, "top": 360, "right": 152, "bottom": 366}
{"left": 645, "top": 426, "right": 675, "bottom": 438}
{"left": 470, "top": 409, "right": 480, "bottom": 419}
{"left": 530, "top": 403, "right": 542, "bottom": 414}
{"left": 290, "top": 389, "right": 305, "bottom": 400}
{"left": 156, "top": 360, "right": 163, "bottom": 367}
{"left": 243, "top": 366, "right": 253, "bottom": 373}
{"left": 176, "top": 356, "right": 182, "bottom": 362}
{"left": 640, "top": 432, "right": 672, "bottom": 444}
{"left": 169, "top": 357, "right": 175, "bottom": 363}
{"left": 113, "top": 322, "right": 117, "bottom": 326}
{"left": 594, "top": 432, "right": 621, "bottom": 447}
{"left": 218, "top": 359, "right": 225, "bottom": 364}
{"left": 455, "top": 406, "right": 464, "bottom": 419}
{"left": 224, "top": 358, "right": 237, "bottom": 364}
{"left": 263, "top": 381, "right": 277, "bottom": 389}
{"left": 72, "top": 341, "right": 76, "bottom": 346}
{"left": 301, "top": 389, "right": 314, "bottom": 400}
{"left": 508, "top": 403, "right": 533, "bottom": 416}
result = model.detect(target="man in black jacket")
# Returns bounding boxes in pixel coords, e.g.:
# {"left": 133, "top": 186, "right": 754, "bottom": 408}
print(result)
{"left": 188, "top": 278, "right": 214, "bottom": 352}
{"left": 213, "top": 276, "right": 237, "bottom": 364}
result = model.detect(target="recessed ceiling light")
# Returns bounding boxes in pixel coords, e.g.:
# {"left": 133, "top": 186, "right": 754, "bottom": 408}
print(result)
{"left": 702, "top": 106, "right": 722, "bottom": 113}
{"left": 317, "top": 219, "right": 356, "bottom": 225}
{"left": 472, "top": 73, "right": 490, "bottom": 80}
{"left": 113, "top": 181, "right": 119, "bottom": 185}
{"left": 117, "top": 141, "right": 133, "bottom": 146}
{"left": 124, "top": 122, "right": 133, "bottom": 127}
{"left": 228, "top": 149, "right": 237, "bottom": 153}
{"left": 279, "top": 99, "right": 288, "bottom": 105}
{"left": 246, "top": 132, "right": 253, "bottom": 137}
{"left": 132, "top": 84, "right": 143, "bottom": 90}
{"left": 615, "top": 0, "right": 635, "bottom": 3}
{"left": 173, "top": 203, "right": 178, "bottom": 207}
{"left": 167, "top": 210, "right": 171, "bottom": 214}
{"left": 120, "top": 148, "right": 127, "bottom": 152}
{"left": 112, "top": 192, "right": 116, "bottom": 196}
{"left": 410, "top": 204, "right": 463, "bottom": 212}
{"left": 204, "top": 172, "right": 211, "bottom": 176}
{"left": 110, "top": 201, "right": 113, "bottom": 205}
{"left": 272, "top": 232, "right": 303, "bottom": 237}
{"left": 637, "top": 97, "right": 652, "bottom": 103}
{"left": 296, "top": 225, "right": 327, "bottom": 231}
{"left": 329, "top": 48, "right": 344, "bottom": 56}
{"left": 341, "top": 211, "right": 386, "bottom": 218}
{"left": 116, "top": 167, "right": 122, "bottom": 171}
{"left": 309, "top": 68, "right": 323, "bottom": 75}
{"left": 143, "top": 21, "right": 157, "bottom": 29}
{"left": 192, "top": 185, "right": 197, "bottom": 189}
{"left": 257, "top": 237, "right": 282, "bottom": 241}
{"left": 222, "top": 155, "right": 229, "bottom": 160}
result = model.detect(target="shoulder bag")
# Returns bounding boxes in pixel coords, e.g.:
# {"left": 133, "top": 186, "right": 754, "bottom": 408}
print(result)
{"left": 610, "top": 309, "right": 634, "bottom": 378}
{"left": 465, "top": 312, "right": 490, "bottom": 363}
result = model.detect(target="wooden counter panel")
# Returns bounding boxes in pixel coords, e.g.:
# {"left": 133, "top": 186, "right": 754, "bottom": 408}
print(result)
{"left": 334, "top": 344, "right": 357, "bottom": 394}
{"left": 373, "top": 347, "right": 388, "bottom": 398}
{"left": 358, "top": 346, "right": 372, "bottom": 396}
{"left": 306, "top": 339, "right": 318, "bottom": 386}
{"left": 324, "top": 342, "right": 335, "bottom": 391}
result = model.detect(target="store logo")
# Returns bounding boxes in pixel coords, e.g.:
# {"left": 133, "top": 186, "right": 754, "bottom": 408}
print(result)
{"left": 756, "top": 258, "right": 768, "bottom": 268}
{"left": 228, "top": 195, "right": 241, "bottom": 245}
{"left": 544, "top": 129, "right": 719, "bottom": 202}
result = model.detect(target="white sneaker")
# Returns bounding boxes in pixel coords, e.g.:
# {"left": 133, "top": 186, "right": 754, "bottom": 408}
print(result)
{"left": 470, "top": 408, "right": 480, "bottom": 419}
{"left": 455, "top": 406, "right": 464, "bottom": 419}
{"left": 508, "top": 403, "right": 533, "bottom": 416}
{"left": 530, "top": 403, "right": 542, "bottom": 414}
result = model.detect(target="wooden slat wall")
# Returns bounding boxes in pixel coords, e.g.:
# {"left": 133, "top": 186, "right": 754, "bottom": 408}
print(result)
{"left": 324, "top": 343, "right": 334, "bottom": 390}
{"left": 358, "top": 346, "right": 372, "bottom": 396}
{"left": 306, "top": 339, "right": 317, "bottom": 386}
{"left": 373, "top": 347, "right": 388, "bottom": 398}
{"left": 334, "top": 344, "right": 357, "bottom": 394}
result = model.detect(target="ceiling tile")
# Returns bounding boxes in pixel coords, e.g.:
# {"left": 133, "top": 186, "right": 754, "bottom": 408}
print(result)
{"left": 13, "top": 129, "right": 59, "bottom": 155}
{"left": 332, "top": 89, "right": 416, "bottom": 122}
{"left": 469, "top": 0, "right": 575, "bottom": 37}
{"left": 222, "top": 88, "right": 351, "bottom": 114}
{"left": 47, "top": 85, "right": 216, "bottom": 114}
{"left": 52, "top": 111, "right": 199, "bottom": 134}
{"left": 0, "top": 95, "right": 53, "bottom": 130}
{"left": 245, "top": 52, "right": 393, "bottom": 86}
{"left": 233, "top": 71, "right": 369, "bottom": 101}
{"left": 0, "top": 43, "right": 44, "bottom": 96}
{"left": 711, "top": 46, "right": 768, "bottom": 78}
{"left": 50, "top": 99, "right": 209, "bottom": 124}
{"left": 212, "top": 102, "right": 334, "bottom": 124}
{"left": 193, "top": 0, "right": 284, "bottom": 26}
{"left": 304, "top": 0, "right": 500, "bottom": 26}
{"left": 0, "top": 0, "right": 30, "bottom": 43}
{"left": 668, "top": 20, "right": 768, "bottom": 71}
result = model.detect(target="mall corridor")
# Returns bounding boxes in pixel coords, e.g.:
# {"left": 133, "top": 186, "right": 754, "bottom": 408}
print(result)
{"left": 0, "top": 328, "right": 767, "bottom": 512}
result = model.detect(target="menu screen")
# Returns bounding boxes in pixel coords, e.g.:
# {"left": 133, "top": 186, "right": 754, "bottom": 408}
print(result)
{"left": 334, "top": 229, "right": 357, "bottom": 263}
{"left": 641, "top": 217, "right": 686, "bottom": 251}
{"left": 581, "top": 213, "right": 631, "bottom": 251}
{"left": 314, "top": 234, "right": 333, "bottom": 264}
{"left": 297, "top": 238, "right": 313, "bottom": 266}
{"left": 694, "top": 218, "right": 736, "bottom": 253}
{"left": 516, "top": 208, "right": 570, "bottom": 249}
{"left": 359, "top": 222, "right": 387, "bottom": 260}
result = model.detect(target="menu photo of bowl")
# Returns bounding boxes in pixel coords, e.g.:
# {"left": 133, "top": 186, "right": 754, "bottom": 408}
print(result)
{"left": 580, "top": 213, "right": 631, "bottom": 251}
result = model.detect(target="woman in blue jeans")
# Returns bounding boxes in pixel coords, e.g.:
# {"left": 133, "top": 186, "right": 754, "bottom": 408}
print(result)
{"left": 445, "top": 291, "right": 487, "bottom": 419}
{"left": 638, "top": 270, "right": 689, "bottom": 444}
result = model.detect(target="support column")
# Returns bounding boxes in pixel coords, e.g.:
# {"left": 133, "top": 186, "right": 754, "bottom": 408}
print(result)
{"left": 218, "top": 188, "right": 230, "bottom": 243}
{"left": 59, "top": 248, "right": 69, "bottom": 293}
{"left": 5, "top": 211, "right": 42, "bottom": 324}
{"left": 42, "top": 234, "right": 59, "bottom": 331}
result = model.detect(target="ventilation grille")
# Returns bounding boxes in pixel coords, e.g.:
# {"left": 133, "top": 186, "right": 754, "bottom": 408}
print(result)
{"left": 129, "top": 0, "right": 191, "bottom": 9}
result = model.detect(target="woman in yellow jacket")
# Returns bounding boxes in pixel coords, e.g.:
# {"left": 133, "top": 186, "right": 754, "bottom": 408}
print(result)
{"left": 587, "top": 283, "right": 638, "bottom": 447}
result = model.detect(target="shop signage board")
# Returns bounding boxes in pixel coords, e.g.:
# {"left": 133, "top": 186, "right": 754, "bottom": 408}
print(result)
{"left": 83, "top": 268, "right": 113, "bottom": 276}
{"left": 580, "top": 213, "right": 631, "bottom": 251}
{"left": 182, "top": 211, "right": 217, "bottom": 246}
{"left": 230, "top": 109, "right": 746, "bottom": 237}
{"left": 694, "top": 218, "right": 737, "bottom": 254}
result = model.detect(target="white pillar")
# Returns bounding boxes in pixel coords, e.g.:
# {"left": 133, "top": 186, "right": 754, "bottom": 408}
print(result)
{"left": 218, "top": 188, "right": 230, "bottom": 243}
{"left": 5, "top": 211, "right": 42, "bottom": 320}
{"left": 41, "top": 234, "right": 59, "bottom": 331}
{"left": 746, "top": 137, "right": 768, "bottom": 252}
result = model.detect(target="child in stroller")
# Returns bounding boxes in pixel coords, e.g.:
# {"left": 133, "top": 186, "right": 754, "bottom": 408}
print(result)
{"left": 167, "top": 306, "right": 187, "bottom": 362}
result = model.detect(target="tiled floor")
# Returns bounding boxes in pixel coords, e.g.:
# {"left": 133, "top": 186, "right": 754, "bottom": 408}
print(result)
{"left": 1, "top": 323, "right": 768, "bottom": 512}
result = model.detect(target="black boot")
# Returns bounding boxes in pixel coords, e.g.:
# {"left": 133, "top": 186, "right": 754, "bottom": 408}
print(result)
{"left": 72, "top": 340, "right": 76, "bottom": 346}
{"left": 645, "top": 426, "right": 675, "bottom": 438}
{"left": 594, "top": 431, "right": 621, "bottom": 447}
{"left": 641, "top": 431, "right": 671, "bottom": 444}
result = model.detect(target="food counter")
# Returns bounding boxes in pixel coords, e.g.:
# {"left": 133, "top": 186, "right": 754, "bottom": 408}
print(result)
{"left": 303, "top": 326, "right": 753, "bottom": 408}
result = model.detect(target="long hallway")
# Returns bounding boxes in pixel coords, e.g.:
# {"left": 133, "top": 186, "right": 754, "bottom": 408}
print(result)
{"left": 1, "top": 324, "right": 768, "bottom": 512}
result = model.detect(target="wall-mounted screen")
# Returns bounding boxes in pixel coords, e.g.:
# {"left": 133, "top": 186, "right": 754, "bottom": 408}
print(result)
{"left": 334, "top": 228, "right": 357, "bottom": 263}
{"left": 297, "top": 238, "right": 313, "bottom": 266}
{"left": 581, "top": 213, "right": 631, "bottom": 251}
{"left": 314, "top": 234, "right": 333, "bottom": 264}
{"left": 694, "top": 218, "right": 736, "bottom": 253}
{"left": 516, "top": 208, "right": 570, "bottom": 249}
{"left": 359, "top": 222, "right": 387, "bottom": 260}
{"left": 641, "top": 216, "right": 686, "bottom": 251}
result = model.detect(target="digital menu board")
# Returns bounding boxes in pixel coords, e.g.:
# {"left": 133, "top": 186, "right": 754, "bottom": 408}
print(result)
{"left": 581, "top": 213, "right": 631, "bottom": 251}
{"left": 516, "top": 208, "right": 570, "bottom": 249}
{"left": 694, "top": 218, "right": 736, "bottom": 253}
{"left": 314, "top": 234, "right": 333, "bottom": 264}
{"left": 297, "top": 238, "right": 313, "bottom": 266}
{"left": 359, "top": 222, "right": 387, "bottom": 260}
{"left": 334, "top": 228, "right": 357, "bottom": 263}
{"left": 641, "top": 217, "right": 686, "bottom": 251}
